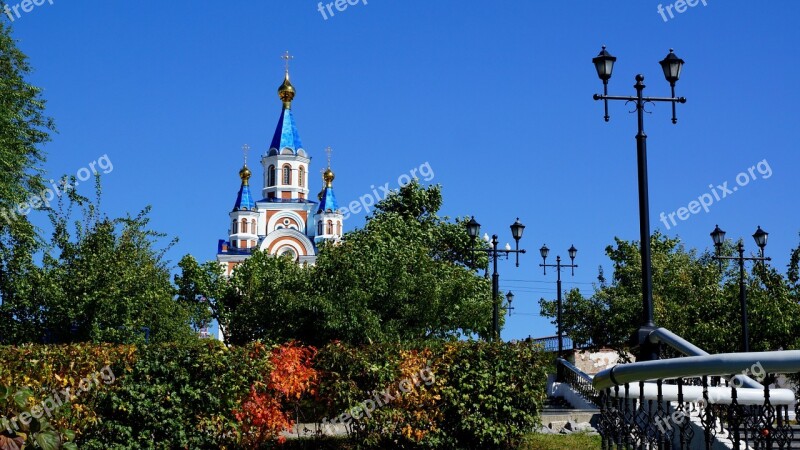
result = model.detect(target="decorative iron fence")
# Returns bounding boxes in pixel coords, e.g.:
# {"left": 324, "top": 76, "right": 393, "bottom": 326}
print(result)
{"left": 593, "top": 332, "right": 800, "bottom": 450}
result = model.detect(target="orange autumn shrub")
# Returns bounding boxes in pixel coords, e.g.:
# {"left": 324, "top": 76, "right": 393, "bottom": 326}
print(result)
{"left": 234, "top": 341, "right": 318, "bottom": 446}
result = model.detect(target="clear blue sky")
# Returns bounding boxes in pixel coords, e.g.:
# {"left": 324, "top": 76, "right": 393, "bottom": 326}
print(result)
{"left": 9, "top": 1, "right": 800, "bottom": 341}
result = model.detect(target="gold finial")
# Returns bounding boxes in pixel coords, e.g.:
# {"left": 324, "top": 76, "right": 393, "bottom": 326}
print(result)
{"left": 278, "top": 51, "right": 296, "bottom": 109}
{"left": 239, "top": 144, "right": 252, "bottom": 185}
{"left": 322, "top": 147, "right": 334, "bottom": 188}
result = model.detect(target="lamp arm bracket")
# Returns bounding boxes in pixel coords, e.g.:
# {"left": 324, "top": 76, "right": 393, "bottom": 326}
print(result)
{"left": 642, "top": 96, "right": 687, "bottom": 104}
{"left": 594, "top": 94, "right": 637, "bottom": 102}
{"left": 594, "top": 94, "right": 686, "bottom": 104}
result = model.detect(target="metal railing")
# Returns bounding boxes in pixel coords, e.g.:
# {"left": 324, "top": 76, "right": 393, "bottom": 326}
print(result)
{"left": 556, "top": 358, "right": 601, "bottom": 407}
{"left": 529, "top": 335, "right": 593, "bottom": 353}
{"left": 591, "top": 329, "right": 800, "bottom": 449}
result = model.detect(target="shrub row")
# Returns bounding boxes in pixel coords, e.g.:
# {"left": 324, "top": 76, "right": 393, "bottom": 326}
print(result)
{"left": 0, "top": 340, "right": 550, "bottom": 449}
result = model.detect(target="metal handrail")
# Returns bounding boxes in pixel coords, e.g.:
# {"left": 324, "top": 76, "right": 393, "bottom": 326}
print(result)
{"left": 594, "top": 350, "right": 800, "bottom": 391}
{"left": 556, "top": 358, "right": 600, "bottom": 407}
{"left": 649, "top": 327, "right": 764, "bottom": 389}
{"left": 558, "top": 357, "right": 593, "bottom": 384}
{"left": 649, "top": 327, "right": 709, "bottom": 357}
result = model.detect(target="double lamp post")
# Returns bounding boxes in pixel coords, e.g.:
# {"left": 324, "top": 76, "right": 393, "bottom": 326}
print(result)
{"left": 467, "top": 217, "right": 526, "bottom": 341}
{"left": 710, "top": 225, "right": 771, "bottom": 353}
{"left": 539, "top": 244, "right": 578, "bottom": 358}
{"left": 592, "top": 46, "right": 687, "bottom": 361}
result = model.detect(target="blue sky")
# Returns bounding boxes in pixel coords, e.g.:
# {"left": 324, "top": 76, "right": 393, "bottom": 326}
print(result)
{"left": 8, "top": 1, "right": 800, "bottom": 341}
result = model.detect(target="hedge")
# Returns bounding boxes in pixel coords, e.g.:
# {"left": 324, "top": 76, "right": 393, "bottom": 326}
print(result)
{"left": 0, "top": 340, "right": 550, "bottom": 450}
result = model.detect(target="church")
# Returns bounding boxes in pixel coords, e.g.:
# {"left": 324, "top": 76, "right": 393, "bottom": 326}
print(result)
{"left": 216, "top": 57, "right": 343, "bottom": 276}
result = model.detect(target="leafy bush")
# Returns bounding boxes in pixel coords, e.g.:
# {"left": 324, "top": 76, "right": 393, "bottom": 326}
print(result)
{"left": 314, "top": 340, "right": 550, "bottom": 450}
{"left": 79, "top": 340, "right": 271, "bottom": 449}
{"left": 1, "top": 340, "right": 550, "bottom": 449}
{"left": 0, "top": 344, "right": 137, "bottom": 449}
{"left": 234, "top": 342, "right": 318, "bottom": 447}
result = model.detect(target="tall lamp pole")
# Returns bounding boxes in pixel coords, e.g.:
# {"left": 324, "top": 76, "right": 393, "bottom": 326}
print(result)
{"left": 710, "top": 225, "right": 771, "bottom": 353}
{"left": 467, "top": 217, "right": 527, "bottom": 341}
{"left": 592, "top": 46, "right": 686, "bottom": 362}
{"left": 539, "top": 245, "right": 578, "bottom": 358}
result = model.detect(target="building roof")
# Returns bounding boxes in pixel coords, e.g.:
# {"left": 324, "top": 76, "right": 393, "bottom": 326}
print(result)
{"left": 317, "top": 186, "right": 338, "bottom": 213}
{"left": 233, "top": 181, "right": 255, "bottom": 211}
{"left": 269, "top": 107, "right": 304, "bottom": 154}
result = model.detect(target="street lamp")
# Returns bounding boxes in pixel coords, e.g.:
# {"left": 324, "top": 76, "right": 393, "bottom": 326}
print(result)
{"left": 467, "top": 216, "right": 527, "bottom": 340}
{"left": 506, "top": 291, "right": 515, "bottom": 315}
{"left": 592, "top": 47, "right": 687, "bottom": 362}
{"left": 540, "top": 244, "right": 578, "bottom": 358}
{"left": 710, "top": 225, "right": 772, "bottom": 353}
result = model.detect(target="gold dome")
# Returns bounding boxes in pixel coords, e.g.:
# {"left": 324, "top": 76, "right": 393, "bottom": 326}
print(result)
{"left": 278, "top": 72, "right": 295, "bottom": 108}
{"left": 323, "top": 168, "right": 335, "bottom": 187}
{"left": 239, "top": 165, "right": 251, "bottom": 185}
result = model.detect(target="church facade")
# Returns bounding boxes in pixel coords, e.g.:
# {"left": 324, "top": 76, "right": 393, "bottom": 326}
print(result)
{"left": 216, "top": 65, "right": 343, "bottom": 276}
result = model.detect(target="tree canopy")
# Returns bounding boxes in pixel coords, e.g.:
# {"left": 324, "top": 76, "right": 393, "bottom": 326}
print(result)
{"left": 177, "top": 181, "right": 495, "bottom": 346}
{"left": 539, "top": 232, "right": 800, "bottom": 355}
{"left": 2, "top": 183, "right": 199, "bottom": 344}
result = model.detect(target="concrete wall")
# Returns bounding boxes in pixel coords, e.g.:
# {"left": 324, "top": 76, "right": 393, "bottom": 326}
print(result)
{"left": 570, "top": 349, "right": 633, "bottom": 375}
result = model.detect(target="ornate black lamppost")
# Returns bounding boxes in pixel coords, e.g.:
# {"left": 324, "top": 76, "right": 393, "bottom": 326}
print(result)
{"left": 592, "top": 46, "right": 686, "bottom": 361}
{"left": 710, "top": 225, "right": 771, "bottom": 353}
{"left": 467, "top": 217, "right": 526, "bottom": 341}
{"left": 539, "top": 244, "right": 578, "bottom": 358}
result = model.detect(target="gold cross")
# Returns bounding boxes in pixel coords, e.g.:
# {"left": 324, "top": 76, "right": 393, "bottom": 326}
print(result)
{"left": 325, "top": 146, "right": 332, "bottom": 168}
{"left": 242, "top": 144, "right": 250, "bottom": 165}
{"left": 281, "top": 50, "right": 294, "bottom": 73}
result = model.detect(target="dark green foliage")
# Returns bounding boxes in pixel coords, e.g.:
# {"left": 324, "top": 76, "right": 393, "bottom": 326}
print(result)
{"left": 436, "top": 342, "right": 549, "bottom": 449}
{"left": 313, "top": 340, "right": 550, "bottom": 450}
{"left": 79, "top": 340, "right": 271, "bottom": 449}
{"left": 0, "top": 17, "right": 55, "bottom": 344}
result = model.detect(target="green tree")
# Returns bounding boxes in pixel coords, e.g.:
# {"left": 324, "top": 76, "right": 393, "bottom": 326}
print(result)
{"left": 221, "top": 250, "right": 313, "bottom": 345}
{"left": 313, "top": 182, "right": 493, "bottom": 343}
{"left": 0, "top": 17, "right": 56, "bottom": 343}
{"left": 540, "top": 232, "right": 800, "bottom": 355}
{"left": 36, "top": 184, "right": 196, "bottom": 344}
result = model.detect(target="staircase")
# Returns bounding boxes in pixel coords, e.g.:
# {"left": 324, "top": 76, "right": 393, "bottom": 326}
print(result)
{"left": 542, "top": 371, "right": 600, "bottom": 434}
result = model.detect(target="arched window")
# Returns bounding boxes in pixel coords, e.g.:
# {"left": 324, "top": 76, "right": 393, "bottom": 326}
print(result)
{"left": 326, "top": 220, "right": 333, "bottom": 235}
{"left": 232, "top": 220, "right": 238, "bottom": 234}
{"left": 251, "top": 219, "right": 257, "bottom": 235}
{"left": 299, "top": 166, "right": 305, "bottom": 187}
{"left": 283, "top": 165, "right": 292, "bottom": 185}
{"left": 267, "top": 165, "right": 276, "bottom": 187}
{"left": 241, "top": 218, "right": 248, "bottom": 234}
{"left": 337, "top": 222, "right": 342, "bottom": 235}
{"left": 318, "top": 221, "right": 323, "bottom": 235}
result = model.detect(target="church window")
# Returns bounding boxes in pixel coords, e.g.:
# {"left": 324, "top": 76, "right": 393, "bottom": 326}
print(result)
{"left": 232, "top": 220, "right": 238, "bottom": 234}
{"left": 251, "top": 219, "right": 257, "bottom": 234}
{"left": 299, "top": 166, "right": 305, "bottom": 187}
{"left": 283, "top": 165, "right": 292, "bottom": 185}
{"left": 318, "top": 221, "right": 323, "bottom": 235}
{"left": 268, "top": 165, "right": 276, "bottom": 186}
{"left": 326, "top": 220, "right": 333, "bottom": 235}
{"left": 241, "top": 218, "right": 248, "bottom": 234}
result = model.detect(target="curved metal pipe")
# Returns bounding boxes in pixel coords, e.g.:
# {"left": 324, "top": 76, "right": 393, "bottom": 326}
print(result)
{"left": 648, "top": 327, "right": 763, "bottom": 389}
{"left": 594, "top": 350, "right": 800, "bottom": 391}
